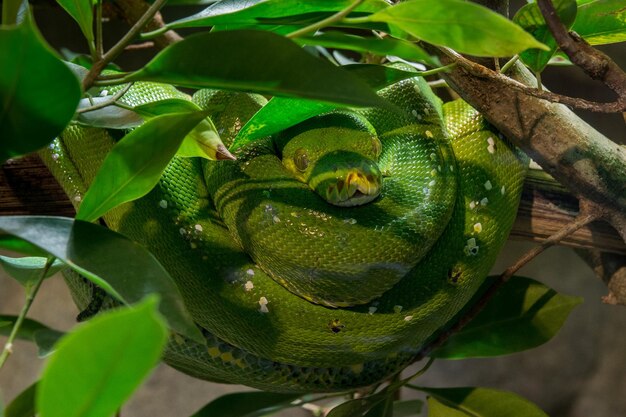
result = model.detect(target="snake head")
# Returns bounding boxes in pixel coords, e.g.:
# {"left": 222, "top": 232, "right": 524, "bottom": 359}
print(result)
{"left": 278, "top": 112, "right": 383, "bottom": 207}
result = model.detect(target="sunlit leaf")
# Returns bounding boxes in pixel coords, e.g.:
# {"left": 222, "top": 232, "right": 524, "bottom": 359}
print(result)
{"left": 420, "top": 387, "right": 549, "bottom": 417}
{"left": 164, "top": 0, "right": 388, "bottom": 31}
{"left": 233, "top": 64, "right": 417, "bottom": 149}
{"left": 360, "top": 0, "right": 548, "bottom": 56}
{"left": 190, "top": 391, "right": 301, "bottom": 417}
{"left": 0, "top": 16, "right": 81, "bottom": 163}
{"left": 38, "top": 298, "right": 168, "bottom": 417}
{"left": 76, "top": 111, "right": 207, "bottom": 222}
{"left": 0, "top": 256, "right": 65, "bottom": 287}
{"left": 295, "top": 32, "right": 437, "bottom": 65}
{"left": 0, "top": 315, "right": 64, "bottom": 357}
{"left": 5, "top": 383, "right": 36, "bottom": 417}
{"left": 513, "top": 0, "right": 577, "bottom": 72}
{"left": 0, "top": 216, "right": 203, "bottom": 343}
{"left": 55, "top": 0, "right": 94, "bottom": 45}
{"left": 427, "top": 397, "right": 469, "bottom": 417}
{"left": 431, "top": 277, "right": 581, "bottom": 359}
{"left": 75, "top": 97, "right": 144, "bottom": 129}
{"left": 127, "top": 30, "right": 385, "bottom": 108}
{"left": 573, "top": 0, "right": 626, "bottom": 45}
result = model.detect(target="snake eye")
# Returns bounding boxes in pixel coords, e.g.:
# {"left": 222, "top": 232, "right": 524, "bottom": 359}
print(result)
{"left": 294, "top": 148, "right": 309, "bottom": 171}
{"left": 372, "top": 137, "right": 382, "bottom": 157}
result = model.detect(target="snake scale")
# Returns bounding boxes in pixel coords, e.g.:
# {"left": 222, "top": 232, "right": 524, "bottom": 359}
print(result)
{"left": 41, "top": 73, "right": 527, "bottom": 393}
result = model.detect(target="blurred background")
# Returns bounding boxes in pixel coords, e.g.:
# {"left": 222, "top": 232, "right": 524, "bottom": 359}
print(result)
{"left": 1, "top": 1, "right": 625, "bottom": 415}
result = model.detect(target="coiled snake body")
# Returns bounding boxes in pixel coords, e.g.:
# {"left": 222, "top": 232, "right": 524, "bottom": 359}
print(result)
{"left": 42, "top": 75, "right": 527, "bottom": 393}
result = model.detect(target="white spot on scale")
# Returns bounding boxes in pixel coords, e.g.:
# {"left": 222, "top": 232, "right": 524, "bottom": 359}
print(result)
{"left": 159, "top": 200, "right": 168, "bottom": 209}
{"left": 484, "top": 180, "right": 493, "bottom": 190}
{"left": 487, "top": 137, "right": 495, "bottom": 146}
{"left": 481, "top": 197, "right": 489, "bottom": 206}
{"left": 487, "top": 144, "right": 496, "bottom": 154}
{"left": 368, "top": 306, "right": 377, "bottom": 315}
{"left": 194, "top": 224, "right": 203, "bottom": 232}
{"left": 404, "top": 315, "right": 413, "bottom": 322}
{"left": 179, "top": 228, "right": 186, "bottom": 236}
{"left": 501, "top": 186, "right": 506, "bottom": 195}
{"left": 74, "top": 196, "right": 82, "bottom": 202}
{"left": 430, "top": 169, "right": 437, "bottom": 177}
{"left": 246, "top": 269, "right": 255, "bottom": 276}
{"left": 430, "top": 153, "right": 437, "bottom": 161}
{"left": 425, "top": 130, "right": 433, "bottom": 138}
{"left": 469, "top": 201, "right": 477, "bottom": 210}
{"left": 473, "top": 223, "right": 483, "bottom": 233}
{"left": 272, "top": 215, "right": 281, "bottom": 223}
{"left": 428, "top": 180, "right": 436, "bottom": 187}
{"left": 258, "top": 296, "right": 269, "bottom": 313}
{"left": 52, "top": 153, "right": 59, "bottom": 161}
{"left": 99, "top": 89, "right": 109, "bottom": 97}
{"left": 411, "top": 109, "right": 418, "bottom": 117}
{"left": 244, "top": 281, "right": 254, "bottom": 291}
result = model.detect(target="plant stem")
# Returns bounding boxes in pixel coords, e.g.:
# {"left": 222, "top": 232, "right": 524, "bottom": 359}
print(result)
{"left": 77, "top": 83, "right": 134, "bottom": 114}
{"left": 286, "top": 0, "right": 365, "bottom": 39}
{"left": 500, "top": 54, "right": 519, "bottom": 74}
{"left": 96, "top": 0, "right": 104, "bottom": 60}
{"left": 0, "top": 256, "right": 55, "bottom": 370}
{"left": 418, "top": 63, "right": 457, "bottom": 77}
{"left": 82, "top": 0, "right": 168, "bottom": 90}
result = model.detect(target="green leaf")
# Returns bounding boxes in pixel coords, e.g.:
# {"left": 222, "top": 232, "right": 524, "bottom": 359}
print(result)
{"left": 165, "top": 0, "right": 388, "bottom": 31}
{"left": 427, "top": 397, "right": 469, "bottom": 417}
{"left": 393, "top": 399, "right": 424, "bottom": 417}
{"left": 190, "top": 391, "right": 301, "bottom": 417}
{"left": 573, "top": 0, "right": 626, "bottom": 45}
{"left": 0, "top": 216, "right": 203, "bottom": 343}
{"left": 233, "top": 64, "right": 417, "bottom": 149}
{"left": 513, "top": 0, "right": 577, "bottom": 72}
{"left": 0, "top": 16, "right": 81, "bottom": 163}
{"left": 0, "top": 316, "right": 64, "bottom": 357}
{"left": 295, "top": 32, "right": 437, "bottom": 65}
{"left": 127, "top": 30, "right": 385, "bottom": 108}
{"left": 431, "top": 277, "right": 581, "bottom": 359}
{"left": 420, "top": 387, "right": 549, "bottom": 417}
{"left": 55, "top": 0, "right": 94, "bottom": 45}
{"left": 0, "top": 256, "right": 65, "bottom": 287}
{"left": 5, "top": 383, "right": 36, "bottom": 417}
{"left": 327, "top": 387, "right": 397, "bottom": 417}
{"left": 37, "top": 298, "right": 168, "bottom": 417}
{"left": 360, "top": 0, "right": 548, "bottom": 57}
{"left": 76, "top": 111, "right": 207, "bottom": 222}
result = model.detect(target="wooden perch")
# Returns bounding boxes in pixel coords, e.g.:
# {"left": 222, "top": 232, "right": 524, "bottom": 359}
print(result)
{"left": 1, "top": 154, "right": 624, "bottom": 255}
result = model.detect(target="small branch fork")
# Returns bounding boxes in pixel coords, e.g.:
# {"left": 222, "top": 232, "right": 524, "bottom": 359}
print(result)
{"left": 414, "top": 208, "right": 601, "bottom": 361}
{"left": 82, "top": 0, "right": 168, "bottom": 91}
{"left": 438, "top": 47, "right": 626, "bottom": 113}
{"left": 537, "top": 0, "right": 626, "bottom": 110}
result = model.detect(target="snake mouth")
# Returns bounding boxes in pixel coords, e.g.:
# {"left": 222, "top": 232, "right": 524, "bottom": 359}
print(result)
{"left": 325, "top": 170, "right": 381, "bottom": 207}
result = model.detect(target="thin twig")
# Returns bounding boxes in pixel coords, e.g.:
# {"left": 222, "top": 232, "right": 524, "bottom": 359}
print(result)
{"left": 76, "top": 83, "right": 134, "bottom": 114}
{"left": 413, "top": 210, "right": 600, "bottom": 360}
{"left": 286, "top": 0, "right": 365, "bottom": 39}
{"left": 125, "top": 41, "right": 155, "bottom": 51}
{"left": 439, "top": 47, "right": 626, "bottom": 113}
{"left": 537, "top": 0, "right": 626, "bottom": 107}
{"left": 0, "top": 257, "right": 55, "bottom": 370}
{"left": 500, "top": 55, "right": 519, "bottom": 74}
{"left": 82, "top": 0, "right": 168, "bottom": 90}
{"left": 96, "top": 0, "right": 104, "bottom": 59}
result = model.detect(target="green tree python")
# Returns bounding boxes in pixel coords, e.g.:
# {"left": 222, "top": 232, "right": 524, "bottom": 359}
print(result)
{"left": 40, "top": 74, "right": 527, "bottom": 393}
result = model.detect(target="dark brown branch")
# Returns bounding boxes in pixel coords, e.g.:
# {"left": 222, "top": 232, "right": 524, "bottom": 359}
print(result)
{"left": 537, "top": 0, "right": 626, "bottom": 108}
{"left": 438, "top": 47, "right": 626, "bottom": 113}
{"left": 577, "top": 249, "right": 626, "bottom": 306}
{"left": 124, "top": 41, "right": 155, "bottom": 51}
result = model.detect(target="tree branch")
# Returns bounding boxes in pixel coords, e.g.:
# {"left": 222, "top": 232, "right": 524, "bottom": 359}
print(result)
{"left": 537, "top": 0, "right": 626, "bottom": 108}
